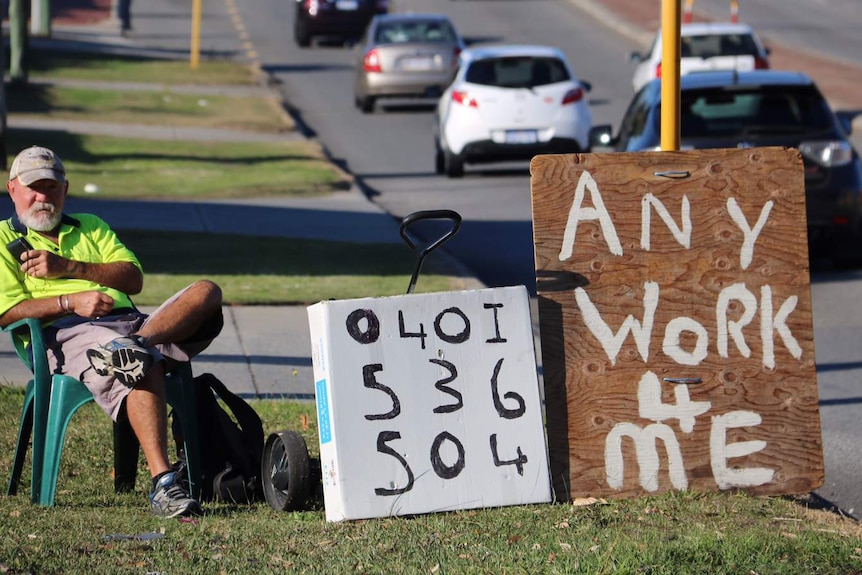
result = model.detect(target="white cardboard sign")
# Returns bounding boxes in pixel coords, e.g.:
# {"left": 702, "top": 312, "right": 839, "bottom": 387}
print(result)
{"left": 307, "top": 286, "right": 551, "bottom": 522}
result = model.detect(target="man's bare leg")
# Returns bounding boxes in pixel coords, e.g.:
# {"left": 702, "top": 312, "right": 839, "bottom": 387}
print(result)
{"left": 126, "top": 279, "right": 221, "bottom": 474}
{"left": 126, "top": 362, "right": 201, "bottom": 517}
{"left": 125, "top": 363, "right": 171, "bottom": 477}
{"left": 86, "top": 280, "right": 222, "bottom": 386}
{"left": 135, "top": 280, "right": 222, "bottom": 347}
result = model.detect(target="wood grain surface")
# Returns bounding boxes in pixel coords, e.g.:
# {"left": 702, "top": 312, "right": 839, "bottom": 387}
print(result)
{"left": 531, "top": 148, "right": 823, "bottom": 500}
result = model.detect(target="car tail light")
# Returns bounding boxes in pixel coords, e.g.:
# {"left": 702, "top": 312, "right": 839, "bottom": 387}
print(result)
{"left": 363, "top": 49, "right": 382, "bottom": 73}
{"left": 754, "top": 56, "right": 770, "bottom": 69}
{"left": 562, "top": 87, "right": 584, "bottom": 105}
{"left": 799, "top": 140, "right": 854, "bottom": 168}
{"left": 305, "top": 0, "right": 319, "bottom": 16}
{"left": 655, "top": 62, "right": 662, "bottom": 78}
{"left": 452, "top": 90, "right": 478, "bottom": 108}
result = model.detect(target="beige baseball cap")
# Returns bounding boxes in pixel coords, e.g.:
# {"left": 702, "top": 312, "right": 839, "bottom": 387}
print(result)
{"left": 9, "top": 146, "right": 67, "bottom": 186}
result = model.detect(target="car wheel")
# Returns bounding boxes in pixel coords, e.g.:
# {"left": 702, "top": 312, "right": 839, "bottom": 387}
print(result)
{"left": 358, "top": 95, "right": 375, "bottom": 114}
{"left": 294, "top": 27, "right": 311, "bottom": 48}
{"left": 434, "top": 141, "right": 444, "bottom": 174}
{"left": 444, "top": 149, "right": 464, "bottom": 178}
{"left": 261, "top": 430, "right": 311, "bottom": 512}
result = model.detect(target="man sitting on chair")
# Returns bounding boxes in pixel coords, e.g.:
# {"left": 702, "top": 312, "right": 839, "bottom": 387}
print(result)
{"left": 0, "top": 146, "right": 223, "bottom": 518}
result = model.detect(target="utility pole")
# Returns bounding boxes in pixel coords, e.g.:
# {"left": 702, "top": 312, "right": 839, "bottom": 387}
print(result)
{"left": 0, "top": 6, "right": 7, "bottom": 170}
{"left": 660, "top": 0, "right": 681, "bottom": 151}
{"left": 30, "top": 0, "right": 51, "bottom": 36}
{"left": 191, "top": 0, "right": 201, "bottom": 69}
{"left": 9, "top": 0, "right": 29, "bottom": 84}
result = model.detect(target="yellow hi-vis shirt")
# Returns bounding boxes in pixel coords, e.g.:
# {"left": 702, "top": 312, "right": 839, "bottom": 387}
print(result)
{"left": 0, "top": 214, "right": 142, "bottom": 323}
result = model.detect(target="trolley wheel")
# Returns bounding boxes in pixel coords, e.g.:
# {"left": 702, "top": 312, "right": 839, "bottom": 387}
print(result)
{"left": 262, "top": 430, "right": 311, "bottom": 511}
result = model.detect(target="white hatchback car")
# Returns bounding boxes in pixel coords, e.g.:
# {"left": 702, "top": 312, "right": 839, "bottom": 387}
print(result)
{"left": 630, "top": 22, "right": 770, "bottom": 93}
{"left": 434, "top": 44, "right": 592, "bottom": 178}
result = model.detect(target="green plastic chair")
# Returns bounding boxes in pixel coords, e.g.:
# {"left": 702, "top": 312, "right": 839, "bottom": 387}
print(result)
{"left": 4, "top": 317, "right": 203, "bottom": 506}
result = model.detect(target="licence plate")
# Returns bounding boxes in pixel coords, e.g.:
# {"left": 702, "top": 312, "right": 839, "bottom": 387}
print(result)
{"left": 505, "top": 130, "right": 538, "bottom": 144}
{"left": 399, "top": 56, "right": 436, "bottom": 71}
{"left": 336, "top": 0, "right": 358, "bottom": 10}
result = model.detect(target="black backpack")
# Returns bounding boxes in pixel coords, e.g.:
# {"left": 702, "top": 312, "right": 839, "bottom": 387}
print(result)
{"left": 171, "top": 373, "right": 265, "bottom": 503}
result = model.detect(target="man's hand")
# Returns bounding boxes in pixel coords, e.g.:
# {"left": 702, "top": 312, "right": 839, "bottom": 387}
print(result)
{"left": 19, "top": 250, "right": 143, "bottom": 295}
{"left": 20, "top": 249, "right": 84, "bottom": 279}
{"left": 0, "top": 290, "right": 117, "bottom": 328}
{"left": 68, "top": 291, "right": 116, "bottom": 319}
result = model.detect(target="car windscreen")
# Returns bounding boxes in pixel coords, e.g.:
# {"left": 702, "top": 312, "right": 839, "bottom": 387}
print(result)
{"left": 375, "top": 20, "right": 457, "bottom": 44}
{"left": 681, "top": 33, "right": 760, "bottom": 58}
{"left": 464, "top": 56, "right": 571, "bottom": 88}
{"left": 660, "top": 85, "right": 836, "bottom": 138}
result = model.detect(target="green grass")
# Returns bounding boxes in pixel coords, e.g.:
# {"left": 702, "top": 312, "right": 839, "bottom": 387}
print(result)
{"left": 7, "top": 129, "right": 350, "bottom": 199}
{"left": 118, "top": 230, "right": 469, "bottom": 305}
{"left": 6, "top": 83, "right": 294, "bottom": 132}
{"left": 0, "top": 387, "right": 860, "bottom": 574}
{"left": 26, "top": 49, "right": 260, "bottom": 85}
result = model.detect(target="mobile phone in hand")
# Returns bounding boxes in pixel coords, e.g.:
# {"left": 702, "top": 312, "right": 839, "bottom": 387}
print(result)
{"left": 6, "top": 237, "right": 34, "bottom": 262}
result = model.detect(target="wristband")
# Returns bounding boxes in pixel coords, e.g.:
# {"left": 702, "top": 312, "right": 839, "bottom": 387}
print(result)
{"left": 64, "top": 294, "right": 71, "bottom": 313}
{"left": 57, "top": 296, "right": 64, "bottom": 313}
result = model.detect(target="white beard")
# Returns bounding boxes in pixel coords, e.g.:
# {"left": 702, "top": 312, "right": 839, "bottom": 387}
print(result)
{"left": 20, "top": 202, "right": 62, "bottom": 232}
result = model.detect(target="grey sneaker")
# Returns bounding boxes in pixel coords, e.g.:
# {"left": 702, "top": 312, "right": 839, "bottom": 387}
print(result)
{"left": 86, "top": 335, "right": 154, "bottom": 387}
{"left": 149, "top": 471, "right": 202, "bottom": 518}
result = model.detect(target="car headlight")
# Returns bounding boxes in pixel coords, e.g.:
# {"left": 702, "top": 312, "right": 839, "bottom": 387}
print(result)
{"left": 798, "top": 140, "right": 854, "bottom": 168}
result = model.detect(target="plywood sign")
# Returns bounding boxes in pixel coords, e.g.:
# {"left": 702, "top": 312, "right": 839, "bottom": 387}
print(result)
{"left": 308, "top": 286, "right": 551, "bottom": 522}
{"left": 530, "top": 147, "right": 823, "bottom": 500}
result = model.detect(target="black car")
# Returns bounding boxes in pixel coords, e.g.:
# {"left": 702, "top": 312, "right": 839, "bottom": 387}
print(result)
{"left": 294, "top": 0, "right": 388, "bottom": 48}
{"left": 589, "top": 70, "right": 862, "bottom": 265}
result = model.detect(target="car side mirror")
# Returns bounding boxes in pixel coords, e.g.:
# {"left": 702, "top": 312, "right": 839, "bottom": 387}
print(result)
{"left": 835, "top": 111, "right": 857, "bottom": 136}
{"left": 630, "top": 51, "right": 643, "bottom": 63}
{"left": 580, "top": 80, "right": 592, "bottom": 92}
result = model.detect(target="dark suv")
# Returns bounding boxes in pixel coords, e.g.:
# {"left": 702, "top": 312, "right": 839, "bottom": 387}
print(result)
{"left": 294, "top": 0, "right": 388, "bottom": 48}
{"left": 589, "top": 70, "right": 862, "bottom": 265}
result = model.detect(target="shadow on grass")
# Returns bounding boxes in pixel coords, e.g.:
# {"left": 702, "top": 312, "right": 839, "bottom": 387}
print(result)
{"left": 118, "top": 229, "right": 420, "bottom": 277}
{"left": 5, "top": 83, "right": 69, "bottom": 115}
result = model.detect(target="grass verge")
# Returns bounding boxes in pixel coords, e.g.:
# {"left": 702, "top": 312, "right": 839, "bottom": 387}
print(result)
{"left": 6, "top": 83, "right": 293, "bottom": 133}
{"left": 0, "top": 387, "right": 860, "bottom": 574}
{"left": 7, "top": 129, "right": 351, "bottom": 199}
{"left": 27, "top": 49, "right": 261, "bottom": 85}
{"left": 119, "top": 230, "right": 469, "bottom": 305}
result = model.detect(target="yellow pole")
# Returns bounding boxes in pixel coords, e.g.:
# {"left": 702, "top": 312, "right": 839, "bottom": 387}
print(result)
{"left": 190, "top": 0, "right": 202, "bottom": 69}
{"left": 660, "top": 0, "right": 681, "bottom": 151}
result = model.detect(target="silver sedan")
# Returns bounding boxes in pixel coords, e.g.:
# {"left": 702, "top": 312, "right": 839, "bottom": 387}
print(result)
{"left": 353, "top": 13, "right": 465, "bottom": 114}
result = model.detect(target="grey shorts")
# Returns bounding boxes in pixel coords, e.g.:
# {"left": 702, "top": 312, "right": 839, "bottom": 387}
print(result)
{"left": 45, "top": 288, "right": 223, "bottom": 421}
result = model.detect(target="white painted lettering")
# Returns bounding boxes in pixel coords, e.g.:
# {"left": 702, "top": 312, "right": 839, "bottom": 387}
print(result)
{"left": 716, "top": 284, "right": 757, "bottom": 359}
{"left": 710, "top": 411, "right": 774, "bottom": 489}
{"left": 662, "top": 317, "right": 708, "bottom": 366}
{"left": 559, "top": 170, "right": 622, "bottom": 261}
{"left": 727, "top": 198, "right": 773, "bottom": 270}
{"left": 575, "top": 282, "right": 658, "bottom": 365}
{"left": 605, "top": 422, "right": 688, "bottom": 492}
{"left": 637, "top": 371, "right": 711, "bottom": 433}
{"left": 641, "top": 193, "right": 692, "bottom": 251}
{"left": 760, "top": 285, "right": 802, "bottom": 369}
